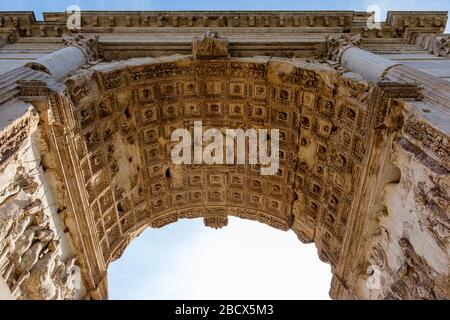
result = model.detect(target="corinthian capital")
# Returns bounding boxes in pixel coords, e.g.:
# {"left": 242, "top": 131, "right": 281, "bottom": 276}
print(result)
{"left": 62, "top": 34, "right": 99, "bottom": 62}
{"left": 326, "top": 34, "right": 362, "bottom": 62}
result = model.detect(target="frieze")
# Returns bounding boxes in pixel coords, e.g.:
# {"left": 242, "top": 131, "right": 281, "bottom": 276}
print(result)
{"left": 404, "top": 120, "right": 450, "bottom": 169}
{"left": 0, "top": 115, "right": 32, "bottom": 168}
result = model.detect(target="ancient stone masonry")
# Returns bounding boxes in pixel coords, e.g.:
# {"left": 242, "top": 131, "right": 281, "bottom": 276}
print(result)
{"left": 0, "top": 103, "right": 84, "bottom": 299}
{"left": 192, "top": 31, "right": 229, "bottom": 60}
{"left": 0, "top": 10, "right": 449, "bottom": 300}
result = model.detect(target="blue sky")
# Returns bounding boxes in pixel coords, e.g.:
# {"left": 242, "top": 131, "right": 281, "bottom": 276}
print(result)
{"left": 108, "top": 218, "right": 332, "bottom": 299}
{"left": 2, "top": 0, "right": 448, "bottom": 300}
{"left": 1, "top": 0, "right": 450, "bottom": 26}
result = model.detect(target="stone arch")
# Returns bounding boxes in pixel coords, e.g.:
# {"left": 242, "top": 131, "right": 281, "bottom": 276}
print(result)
{"left": 53, "top": 48, "right": 379, "bottom": 278}
{"left": 0, "top": 12, "right": 448, "bottom": 301}
{"left": 0, "top": 12, "right": 450, "bottom": 299}
{"left": 7, "top": 32, "right": 423, "bottom": 300}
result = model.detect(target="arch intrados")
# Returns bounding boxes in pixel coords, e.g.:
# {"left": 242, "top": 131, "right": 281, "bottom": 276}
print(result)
{"left": 62, "top": 53, "right": 370, "bottom": 265}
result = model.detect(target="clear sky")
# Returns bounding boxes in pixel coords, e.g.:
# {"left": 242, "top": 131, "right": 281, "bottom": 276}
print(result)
{"left": 2, "top": 0, "right": 448, "bottom": 300}
{"left": 109, "top": 218, "right": 332, "bottom": 299}
{"left": 1, "top": 0, "right": 450, "bottom": 30}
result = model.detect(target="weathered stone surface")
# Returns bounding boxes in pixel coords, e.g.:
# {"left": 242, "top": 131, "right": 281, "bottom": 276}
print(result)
{"left": 0, "top": 101, "right": 84, "bottom": 299}
{"left": 192, "top": 31, "right": 229, "bottom": 60}
{"left": 0, "top": 10, "right": 449, "bottom": 300}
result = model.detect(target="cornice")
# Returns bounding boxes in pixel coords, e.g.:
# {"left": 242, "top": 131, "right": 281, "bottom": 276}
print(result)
{"left": 0, "top": 11, "right": 446, "bottom": 39}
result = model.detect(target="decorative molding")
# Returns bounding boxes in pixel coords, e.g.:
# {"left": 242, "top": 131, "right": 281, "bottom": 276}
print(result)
{"left": 386, "top": 11, "right": 448, "bottom": 41}
{"left": 403, "top": 120, "right": 450, "bottom": 169}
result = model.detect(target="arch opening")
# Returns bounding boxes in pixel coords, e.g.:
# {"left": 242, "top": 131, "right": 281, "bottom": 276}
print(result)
{"left": 108, "top": 217, "right": 332, "bottom": 299}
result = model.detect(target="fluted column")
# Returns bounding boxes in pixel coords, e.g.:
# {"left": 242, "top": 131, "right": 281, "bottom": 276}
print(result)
{"left": 25, "top": 35, "right": 98, "bottom": 80}
{"left": 383, "top": 64, "right": 450, "bottom": 112}
{"left": 327, "top": 34, "right": 450, "bottom": 112}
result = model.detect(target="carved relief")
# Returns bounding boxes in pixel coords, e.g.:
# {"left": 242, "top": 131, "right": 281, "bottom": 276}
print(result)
{"left": 403, "top": 120, "right": 450, "bottom": 169}
{"left": 0, "top": 166, "right": 80, "bottom": 300}
{"left": 427, "top": 34, "right": 450, "bottom": 57}
{"left": 384, "top": 238, "right": 447, "bottom": 300}
{"left": 0, "top": 113, "right": 33, "bottom": 168}
{"left": 414, "top": 177, "right": 449, "bottom": 251}
{"left": 192, "top": 31, "right": 229, "bottom": 59}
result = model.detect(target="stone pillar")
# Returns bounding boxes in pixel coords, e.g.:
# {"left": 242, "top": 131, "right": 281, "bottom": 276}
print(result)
{"left": 26, "top": 46, "right": 87, "bottom": 80}
{"left": 342, "top": 48, "right": 450, "bottom": 112}
{"left": 340, "top": 47, "right": 400, "bottom": 81}
{"left": 327, "top": 34, "right": 400, "bottom": 81}
{"left": 383, "top": 64, "right": 450, "bottom": 112}
{"left": 327, "top": 34, "right": 450, "bottom": 112}
{"left": 327, "top": 34, "right": 450, "bottom": 300}
{"left": 25, "top": 35, "right": 98, "bottom": 80}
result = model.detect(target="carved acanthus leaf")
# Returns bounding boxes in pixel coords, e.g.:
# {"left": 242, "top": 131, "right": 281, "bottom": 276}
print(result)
{"left": 62, "top": 34, "right": 99, "bottom": 62}
{"left": 326, "top": 34, "right": 362, "bottom": 62}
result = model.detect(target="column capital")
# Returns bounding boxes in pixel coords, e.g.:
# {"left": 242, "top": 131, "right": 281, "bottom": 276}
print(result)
{"left": 62, "top": 34, "right": 99, "bottom": 62}
{"left": 326, "top": 34, "right": 362, "bottom": 63}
